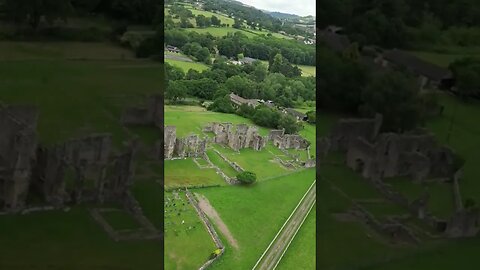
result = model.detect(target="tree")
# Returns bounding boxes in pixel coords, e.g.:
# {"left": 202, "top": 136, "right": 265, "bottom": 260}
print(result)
{"left": 208, "top": 95, "right": 235, "bottom": 113}
{"left": 166, "top": 80, "right": 187, "bottom": 102}
{"left": 449, "top": 58, "right": 480, "bottom": 98}
{"left": 360, "top": 71, "right": 423, "bottom": 132}
{"left": 211, "top": 15, "right": 221, "bottom": 26}
{"left": 165, "top": 63, "right": 185, "bottom": 81}
{"left": 4, "top": 0, "right": 74, "bottom": 29}
{"left": 232, "top": 18, "right": 242, "bottom": 29}
{"left": 306, "top": 111, "right": 316, "bottom": 124}
{"left": 236, "top": 171, "right": 256, "bottom": 184}
{"left": 278, "top": 114, "right": 301, "bottom": 134}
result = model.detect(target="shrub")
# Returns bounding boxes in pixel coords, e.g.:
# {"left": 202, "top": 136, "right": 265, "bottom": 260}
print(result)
{"left": 236, "top": 171, "right": 257, "bottom": 184}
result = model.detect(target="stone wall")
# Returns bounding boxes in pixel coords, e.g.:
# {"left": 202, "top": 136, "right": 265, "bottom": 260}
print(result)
{"left": 0, "top": 105, "right": 39, "bottom": 211}
{"left": 164, "top": 126, "right": 207, "bottom": 159}
{"left": 204, "top": 122, "right": 266, "bottom": 151}
{"left": 269, "top": 131, "right": 310, "bottom": 150}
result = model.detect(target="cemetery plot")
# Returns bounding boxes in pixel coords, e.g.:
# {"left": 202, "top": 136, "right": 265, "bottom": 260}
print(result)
{"left": 164, "top": 191, "right": 217, "bottom": 270}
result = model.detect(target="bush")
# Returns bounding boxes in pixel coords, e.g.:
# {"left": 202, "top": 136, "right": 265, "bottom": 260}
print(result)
{"left": 136, "top": 36, "right": 161, "bottom": 58}
{"left": 236, "top": 171, "right": 257, "bottom": 184}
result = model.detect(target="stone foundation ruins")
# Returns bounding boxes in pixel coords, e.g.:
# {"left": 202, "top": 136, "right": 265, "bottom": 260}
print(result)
{"left": 0, "top": 103, "right": 139, "bottom": 212}
{"left": 164, "top": 126, "right": 207, "bottom": 159}
{"left": 203, "top": 122, "right": 267, "bottom": 151}
{"left": 322, "top": 114, "right": 478, "bottom": 239}
{"left": 0, "top": 105, "right": 39, "bottom": 211}
{"left": 268, "top": 129, "right": 310, "bottom": 150}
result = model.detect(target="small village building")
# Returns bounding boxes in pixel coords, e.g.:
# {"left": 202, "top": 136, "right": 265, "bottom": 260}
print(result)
{"left": 165, "top": 45, "right": 181, "bottom": 53}
{"left": 284, "top": 108, "right": 307, "bottom": 121}
{"left": 229, "top": 93, "right": 260, "bottom": 108}
{"left": 317, "top": 31, "right": 350, "bottom": 53}
{"left": 379, "top": 49, "right": 453, "bottom": 89}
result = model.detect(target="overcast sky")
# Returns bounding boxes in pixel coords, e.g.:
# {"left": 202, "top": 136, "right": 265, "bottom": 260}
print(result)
{"left": 236, "top": 0, "right": 315, "bottom": 17}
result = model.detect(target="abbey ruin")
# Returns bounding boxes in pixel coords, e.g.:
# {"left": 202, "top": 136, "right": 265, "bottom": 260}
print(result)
{"left": 321, "top": 114, "right": 479, "bottom": 239}
{"left": 164, "top": 126, "right": 207, "bottom": 160}
{"left": 203, "top": 122, "right": 267, "bottom": 151}
{"left": 0, "top": 104, "right": 138, "bottom": 213}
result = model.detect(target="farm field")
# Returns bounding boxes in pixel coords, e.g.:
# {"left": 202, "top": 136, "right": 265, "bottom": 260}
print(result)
{"left": 196, "top": 169, "right": 316, "bottom": 270}
{"left": 186, "top": 26, "right": 258, "bottom": 38}
{"left": 411, "top": 46, "right": 480, "bottom": 67}
{"left": 164, "top": 191, "right": 216, "bottom": 270}
{"left": 165, "top": 58, "right": 209, "bottom": 72}
{"left": 298, "top": 65, "right": 316, "bottom": 77}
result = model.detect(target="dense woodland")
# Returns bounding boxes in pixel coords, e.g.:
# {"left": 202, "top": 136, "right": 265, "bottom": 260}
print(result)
{"left": 318, "top": 0, "right": 480, "bottom": 48}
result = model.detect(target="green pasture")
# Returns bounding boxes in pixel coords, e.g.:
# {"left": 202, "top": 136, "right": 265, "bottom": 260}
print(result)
{"left": 165, "top": 58, "right": 209, "bottom": 72}
{"left": 187, "top": 8, "right": 234, "bottom": 25}
{"left": 186, "top": 27, "right": 258, "bottom": 38}
{"left": 164, "top": 191, "right": 216, "bottom": 270}
{"left": 298, "top": 65, "right": 316, "bottom": 77}
{"left": 197, "top": 169, "right": 315, "bottom": 270}
{"left": 411, "top": 47, "right": 480, "bottom": 67}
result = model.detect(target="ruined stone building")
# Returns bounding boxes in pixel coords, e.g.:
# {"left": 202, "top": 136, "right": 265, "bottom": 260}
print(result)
{"left": 268, "top": 129, "right": 310, "bottom": 150}
{"left": 34, "top": 134, "right": 112, "bottom": 206}
{"left": 324, "top": 114, "right": 457, "bottom": 182}
{"left": 121, "top": 95, "right": 162, "bottom": 128}
{"left": 203, "top": 123, "right": 266, "bottom": 151}
{"left": 164, "top": 126, "right": 207, "bottom": 159}
{"left": 0, "top": 105, "right": 39, "bottom": 211}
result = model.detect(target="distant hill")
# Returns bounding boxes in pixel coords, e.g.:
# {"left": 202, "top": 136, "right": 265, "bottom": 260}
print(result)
{"left": 264, "top": 11, "right": 301, "bottom": 20}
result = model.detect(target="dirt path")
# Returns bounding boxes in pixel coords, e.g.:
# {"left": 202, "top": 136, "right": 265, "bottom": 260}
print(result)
{"left": 196, "top": 194, "right": 239, "bottom": 250}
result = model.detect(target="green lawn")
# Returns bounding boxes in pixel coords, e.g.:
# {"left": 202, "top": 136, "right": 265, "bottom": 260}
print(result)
{"left": 187, "top": 8, "right": 234, "bottom": 25}
{"left": 102, "top": 209, "right": 141, "bottom": 231}
{"left": 165, "top": 159, "right": 225, "bottom": 189}
{"left": 197, "top": 169, "right": 315, "bottom": 270}
{"left": 298, "top": 65, "right": 316, "bottom": 77}
{"left": 277, "top": 204, "right": 316, "bottom": 270}
{"left": 165, "top": 105, "right": 270, "bottom": 137}
{"left": 164, "top": 191, "right": 216, "bottom": 270}
{"left": 165, "top": 58, "right": 209, "bottom": 72}
{"left": 132, "top": 178, "right": 163, "bottom": 228}
{"left": 206, "top": 149, "right": 239, "bottom": 178}
{"left": 213, "top": 145, "right": 290, "bottom": 181}
{"left": 0, "top": 208, "right": 162, "bottom": 269}
{"left": 0, "top": 42, "right": 163, "bottom": 146}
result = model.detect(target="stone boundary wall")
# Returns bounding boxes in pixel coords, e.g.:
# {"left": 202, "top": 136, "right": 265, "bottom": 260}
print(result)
{"left": 213, "top": 149, "right": 244, "bottom": 172}
{"left": 185, "top": 189, "right": 225, "bottom": 270}
{"left": 204, "top": 152, "right": 239, "bottom": 185}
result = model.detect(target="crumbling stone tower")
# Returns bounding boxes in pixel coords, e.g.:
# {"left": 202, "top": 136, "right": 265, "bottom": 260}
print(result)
{"left": 204, "top": 122, "right": 266, "bottom": 151}
{"left": 0, "top": 105, "right": 38, "bottom": 211}
{"left": 164, "top": 126, "right": 207, "bottom": 159}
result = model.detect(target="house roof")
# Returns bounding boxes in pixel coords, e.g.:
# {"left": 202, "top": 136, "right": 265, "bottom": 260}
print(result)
{"left": 229, "top": 93, "right": 259, "bottom": 107}
{"left": 383, "top": 49, "right": 452, "bottom": 81}
{"left": 240, "top": 57, "right": 257, "bottom": 64}
{"left": 318, "top": 31, "right": 350, "bottom": 52}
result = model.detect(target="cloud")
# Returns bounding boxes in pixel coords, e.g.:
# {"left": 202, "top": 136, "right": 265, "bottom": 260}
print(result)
{"left": 237, "top": 0, "right": 315, "bottom": 16}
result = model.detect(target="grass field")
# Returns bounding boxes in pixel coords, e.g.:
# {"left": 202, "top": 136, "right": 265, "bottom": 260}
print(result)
{"left": 298, "top": 65, "right": 316, "bottom": 77}
{"left": 165, "top": 105, "right": 270, "bottom": 137}
{"left": 186, "top": 27, "right": 258, "bottom": 38}
{"left": 197, "top": 169, "right": 315, "bottom": 270}
{"left": 411, "top": 47, "right": 480, "bottom": 67}
{"left": 164, "top": 191, "right": 216, "bottom": 270}
{"left": 165, "top": 159, "right": 225, "bottom": 189}
{"left": 187, "top": 8, "right": 234, "bottom": 25}
{"left": 0, "top": 207, "right": 162, "bottom": 269}
{"left": 165, "top": 58, "right": 209, "bottom": 72}
{"left": 277, "top": 205, "right": 316, "bottom": 270}
{"left": 0, "top": 42, "right": 163, "bottom": 146}
{"left": 206, "top": 149, "right": 239, "bottom": 178}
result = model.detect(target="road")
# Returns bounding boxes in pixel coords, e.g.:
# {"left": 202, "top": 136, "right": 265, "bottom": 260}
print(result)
{"left": 252, "top": 180, "right": 316, "bottom": 270}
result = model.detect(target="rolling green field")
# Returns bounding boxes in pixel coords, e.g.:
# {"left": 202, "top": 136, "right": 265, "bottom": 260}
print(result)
{"left": 0, "top": 41, "right": 163, "bottom": 268}
{"left": 411, "top": 47, "right": 480, "bottom": 67}
{"left": 277, "top": 205, "right": 316, "bottom": 270}
{"left": 298, "top": 65, "right": 316, "bottom": 77}
{"left": 164, "top": 191, "right": 216, "bottom": 270}
{"left": 197, "top": 169, "right": 315, "bottom": 270}
{"left": 165, "top": 58, "right": 209, "bottom": 72}
{"left": 186, "top": 26, "right": 258, "bottom": 38}
{"left": 187, "top": 8, "right": 235, "bottom": 25}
